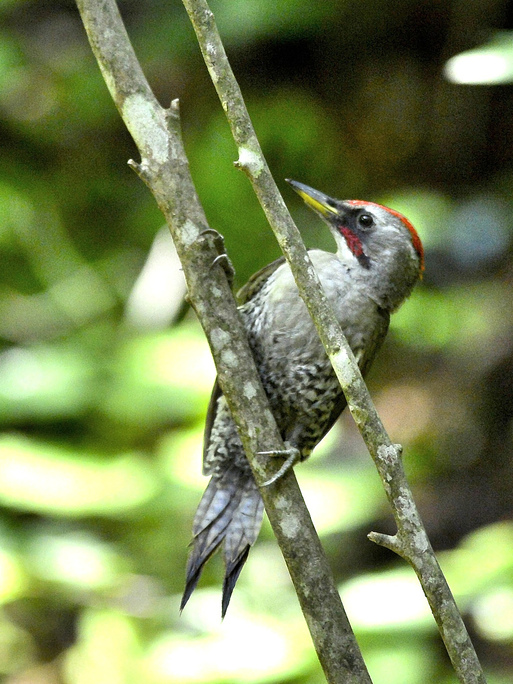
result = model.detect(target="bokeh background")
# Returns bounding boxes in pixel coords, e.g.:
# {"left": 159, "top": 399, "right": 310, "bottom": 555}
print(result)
{"left": 2, "top": 0, "right": 513, "bottom": 682}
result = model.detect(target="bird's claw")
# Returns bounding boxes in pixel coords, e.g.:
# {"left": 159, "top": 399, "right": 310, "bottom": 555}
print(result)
{"left": 211, "top": 253, "right": 235, "bottom": 284}
{"left": 198, "top": 227, "right": 226, "bottom": 254}
{"left": 198, "top": 228, "right": 235, "bottom": 286}
{"left": 258, "top": 447, "right": 300, "bottom": 487}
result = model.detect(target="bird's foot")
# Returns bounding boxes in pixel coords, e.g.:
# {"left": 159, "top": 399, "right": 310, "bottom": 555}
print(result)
{"left": 198, "top": 228, "right": 235, "bottom": 286}
{"left": 258, "top": 446, "right": 300, "bottom": 487}
{"left": 211, "top": 253, "right": 235, "bottom": 285}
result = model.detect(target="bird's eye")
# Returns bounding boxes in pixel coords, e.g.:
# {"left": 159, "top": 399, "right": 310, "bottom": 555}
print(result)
{"left": 358, "top": 213, "right": 374, "bottom": 228}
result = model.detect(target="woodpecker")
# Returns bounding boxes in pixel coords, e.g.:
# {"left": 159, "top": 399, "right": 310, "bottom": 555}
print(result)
{"left": 181, "top": 180, "right": 424, "bottom": 617}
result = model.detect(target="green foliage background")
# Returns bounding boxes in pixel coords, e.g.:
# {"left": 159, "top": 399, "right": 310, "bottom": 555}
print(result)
{"left": 2, "top": 0, "right": 513, "bottom": 682}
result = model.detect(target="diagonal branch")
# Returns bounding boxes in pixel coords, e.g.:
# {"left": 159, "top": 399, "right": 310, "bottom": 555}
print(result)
{"left": 182, "top": 1, "right": 487, "bottom": 682}
{"left": 75, "top": 1, "right": 373, "bottom": 682}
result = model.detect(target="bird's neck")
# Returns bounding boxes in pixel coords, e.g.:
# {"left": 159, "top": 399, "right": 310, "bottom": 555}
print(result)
{"left": 335, "top": 246, "right": 418, "bottom": 313}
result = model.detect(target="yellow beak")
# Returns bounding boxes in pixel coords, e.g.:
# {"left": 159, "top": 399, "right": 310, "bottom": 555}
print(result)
{"left": 286, "top": 179, "right": 339, "bottom": 218}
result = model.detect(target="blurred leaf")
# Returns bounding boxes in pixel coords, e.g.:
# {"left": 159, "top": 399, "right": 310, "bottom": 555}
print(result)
{"left": 157, "top": 426, "right": 205, "bottom": 489}
{"left": 339, "top": 523, "right": 513, "bottom": 652}
{"left": 0, "top": 180, "right": 33, "bottom": 248}
{"left": 391, "top": 281, "right": 511, "bottom": 354}
{"left": 445, "top": 32, "right": 513, "bottom": 85}
{"left": 26, "top": 531, "right": 126, "bottom": 591}
{"left": 64, "top": 608, "right": 142, "bottom": 684}
{"left": 0, "top": 611, "right": 35, "bottom": 677}
{"left": 364, "top": 641, "right": 438, "bottom": 684}
{"left": 0, "top": 546, "right": 27, "bottom": 605}
{"left": 212, "top": 0, "right": 340, "bottom": 44}
{"left": 300, "top": 466, "right": 385, "bottom": 535}
{"left": 0, "top": 345, "right": 94, "bottom": 422}
{"left": 102, "top": 323, "right": 215, "bottom": 427}
{"left": 145, "top": 591, "right": 312, "bottom": 683}
{"left": 0, "top": 435, "right": 159, "bottom": 516}
{"left": 341, "top": 569, "right": 433, "bottom": 633}
{"left": 472, "top": 585, "right": 513, "bottom": 642}
{"left": 441, "top": 521, "right": 513, "bottom": 601}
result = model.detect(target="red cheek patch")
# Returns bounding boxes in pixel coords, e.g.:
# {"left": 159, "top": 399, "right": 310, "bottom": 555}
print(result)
{"left": 340, "top": 226, "right": 364, "bottom": 257}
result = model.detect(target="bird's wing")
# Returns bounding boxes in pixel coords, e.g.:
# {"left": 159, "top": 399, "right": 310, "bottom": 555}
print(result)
{"left": 236, "top": 256, "right": 287, "bottom": 304}
{"left": 202, "top": 256, "right": 287, "bottom": 472}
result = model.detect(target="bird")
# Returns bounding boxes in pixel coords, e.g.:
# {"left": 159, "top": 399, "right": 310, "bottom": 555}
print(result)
{"left": 180, "top": 179, "right": 424, "bottom": 617}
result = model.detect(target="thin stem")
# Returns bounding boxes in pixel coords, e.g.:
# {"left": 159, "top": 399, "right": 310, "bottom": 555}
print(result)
{"left": 75, "top": 1, "right": 373, "bottom": 681}
{"left": 182, "top": 1, "right": 487, "bottom": 682}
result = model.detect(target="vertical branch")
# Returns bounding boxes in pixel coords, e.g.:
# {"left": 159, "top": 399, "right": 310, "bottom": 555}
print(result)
{"left": 75, "top": 1, "right": 373, "bottom": 682}
{"left": 182, "top": 1, "right": 487, "bottom": 682}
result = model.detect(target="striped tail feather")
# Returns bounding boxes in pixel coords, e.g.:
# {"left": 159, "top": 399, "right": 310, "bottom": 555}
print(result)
{"left": 180, "top": 465, "right": 264, "bottom": 617}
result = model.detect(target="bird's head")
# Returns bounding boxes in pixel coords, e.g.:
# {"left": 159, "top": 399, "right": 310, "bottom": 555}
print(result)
{"left": 287, "top": 179, "right": 424, "bottom": 311}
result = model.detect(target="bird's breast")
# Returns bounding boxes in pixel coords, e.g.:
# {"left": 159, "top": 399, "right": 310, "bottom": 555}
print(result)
{"left": 241, "top": 250, "right": 384, "bottom": 362}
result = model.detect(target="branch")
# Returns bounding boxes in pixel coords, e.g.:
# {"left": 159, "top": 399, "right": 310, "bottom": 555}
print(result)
{"left": 182, "top": 1, "right": 487, "bottom": 682}
{"left": 75, "top": 1, "right": 372, "bottom": 682}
